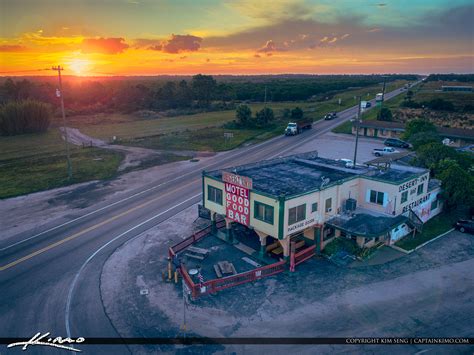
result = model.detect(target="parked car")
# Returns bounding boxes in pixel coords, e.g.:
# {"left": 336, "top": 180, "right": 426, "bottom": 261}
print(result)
{"left": 454, "top": 219, "right": 474, "bottom": 234}
{"left": 372, "top": 147, "right": 400, "bottom": 157}
{"left": 384, "top": 138, "right": 410, "bottom": 148}
{"left": 324, "top": 112, "right": 337, "bottom": 120}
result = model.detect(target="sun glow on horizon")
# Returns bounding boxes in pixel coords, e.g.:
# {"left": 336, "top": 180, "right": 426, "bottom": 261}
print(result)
{"left": 66, "top": 58, "right": 92, "bottom": 76}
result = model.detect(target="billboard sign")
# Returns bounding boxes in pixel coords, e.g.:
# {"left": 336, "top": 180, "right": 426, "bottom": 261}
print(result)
{"left": 223, "top": 172, "right": 252, "bottom": 226}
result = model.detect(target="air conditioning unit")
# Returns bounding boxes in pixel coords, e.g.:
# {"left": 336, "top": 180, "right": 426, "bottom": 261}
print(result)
{"left": 326, "top": 208, "right": 332, "bottom": 213}
{"left": 345, "top": 198, "right": 357, "bottom": 211}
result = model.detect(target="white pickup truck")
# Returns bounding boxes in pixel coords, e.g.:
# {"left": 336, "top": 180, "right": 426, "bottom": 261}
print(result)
{"left": 372, "top": 147, "right": 399, "bottom": 157}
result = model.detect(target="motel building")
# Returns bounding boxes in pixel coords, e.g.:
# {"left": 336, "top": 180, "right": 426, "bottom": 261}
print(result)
{"left": 202, "top": 151, "right": 442, "bottom": 261}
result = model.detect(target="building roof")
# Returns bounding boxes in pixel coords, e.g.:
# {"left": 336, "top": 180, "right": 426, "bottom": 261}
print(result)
{"left": 428, "top": 179, "right": 441, "bottom": 192}
{"left": 355, "top": 121, "right": 405, "bottom": 130}
{"left": 205, "top": 151, "right": 428, "bottom": 198}
{"left": 326, "top": 213, "right": 408, "bottom": 238}
{"left": 354, "top": 121, "right": 474, "bottom": 140}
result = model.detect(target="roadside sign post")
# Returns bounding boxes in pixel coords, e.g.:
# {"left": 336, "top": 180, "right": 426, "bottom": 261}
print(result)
{"left": 224, "top": 132, "right": 233, "bottom": 148}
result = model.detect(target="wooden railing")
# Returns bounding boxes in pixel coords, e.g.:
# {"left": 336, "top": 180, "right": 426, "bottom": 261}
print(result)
{"left": 169, "top": 220, "right": 225, "bottom": 258}
{"left": 181, "top": 260, "right": 286, "bottom": 299}
{"left": 290, "top": 244, "right": 316, "bottom": 272}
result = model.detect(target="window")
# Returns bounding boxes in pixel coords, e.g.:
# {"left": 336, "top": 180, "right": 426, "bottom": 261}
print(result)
{"left": 430, "top": 199, "right": 438, "bottom": 210}
{"left": 370, "top": 190, "right": 385, "bottom": 205}
{"left": 207, "top": 185, "right": 222, "bottom": 205}
{"left": 311, "top": 202, "right": 318, "bottom": 212}
{"left": 288, "top": 204, "right": 306, "bottom": 225}
{"left": 417, "top": 183, "right": 424, "bottom": 195}
{"left": 325, "top": 198, "right": 332, "bottom": 213}
{"left": 401, "top": 191, "right": 408, "bottom": 204}
{"left": 254, "top": 201, "right": 274, "bottom": 224}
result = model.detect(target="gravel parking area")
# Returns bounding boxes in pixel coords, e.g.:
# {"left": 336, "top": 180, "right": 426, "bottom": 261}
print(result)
{"left": 289, "top": 132, "right": 408, "bottom": 163}
{"left": 101, "top": 203, "right": 474, "bottom": 354}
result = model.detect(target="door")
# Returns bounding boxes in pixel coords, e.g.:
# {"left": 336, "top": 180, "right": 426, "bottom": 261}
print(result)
{"left": 374, "top": 129, "right": 378, "bottom": 137}
{"left": 364, "top": 127, "right": 367, "bottom": 136}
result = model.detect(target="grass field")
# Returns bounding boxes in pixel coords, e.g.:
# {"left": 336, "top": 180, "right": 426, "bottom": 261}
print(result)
{"left": 395, "top": 208, "right": 468, "bottom": 251}
{"left": 0, "top": 147, "right": 123, "bottom": 199}
{"left": 0, "top": 79, "right": 410, "bottom": 198}
{"left": 104, "top": 80, "right": 410, "bottom": 151}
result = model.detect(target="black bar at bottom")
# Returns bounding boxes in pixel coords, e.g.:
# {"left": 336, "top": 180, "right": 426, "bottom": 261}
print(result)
{"left": 1, "top": 338, "right": 473, "bottom": 345}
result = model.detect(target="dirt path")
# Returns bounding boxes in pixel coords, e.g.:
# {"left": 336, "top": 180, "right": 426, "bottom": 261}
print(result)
{"left": 60, "top": 127, "right": 209, "bottom": 171}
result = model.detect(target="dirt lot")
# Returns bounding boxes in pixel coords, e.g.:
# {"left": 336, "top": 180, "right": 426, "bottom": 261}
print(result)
{"left": 101, "top": 204, "right": 474, "bottom": 354}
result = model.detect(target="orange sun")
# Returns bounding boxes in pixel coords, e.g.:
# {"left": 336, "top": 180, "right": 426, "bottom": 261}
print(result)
{"left": 67, "top": 59, "right": 91, "bottom": 75}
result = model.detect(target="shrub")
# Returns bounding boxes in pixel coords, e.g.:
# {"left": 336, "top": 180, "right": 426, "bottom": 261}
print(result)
{"left": 0, "top": 100, "right": 52, "bottom": 136}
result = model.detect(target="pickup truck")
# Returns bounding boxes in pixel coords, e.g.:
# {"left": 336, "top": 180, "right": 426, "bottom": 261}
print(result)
{"left": 372, "top": 147, "right": 399, "bottom": 157}
{"left": 285, "top": 119, "right": 313, "bottom": 135}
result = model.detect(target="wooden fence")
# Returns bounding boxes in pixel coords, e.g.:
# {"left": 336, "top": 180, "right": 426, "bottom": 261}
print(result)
{"left": 181, "top": 260, "right": 286, "bottom": 299}
{"left": 169, "top": 220, "right": 226, "bottom": 258}
{"left": 290, "top": 244, "right": 316, "bottom": 272}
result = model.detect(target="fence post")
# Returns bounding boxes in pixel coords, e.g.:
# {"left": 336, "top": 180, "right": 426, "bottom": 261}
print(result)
{"left": 290, "top": 241, "right": 296, "bottom": 272}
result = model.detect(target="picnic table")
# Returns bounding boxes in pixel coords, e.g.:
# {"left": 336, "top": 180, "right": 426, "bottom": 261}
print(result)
{"left": 213, "top": 260, "right": 236, "bottom": 278}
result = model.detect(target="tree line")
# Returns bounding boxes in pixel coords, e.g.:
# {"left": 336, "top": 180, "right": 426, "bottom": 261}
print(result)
{"left": 0, "top": 74, "right": 417, "bottom": 116}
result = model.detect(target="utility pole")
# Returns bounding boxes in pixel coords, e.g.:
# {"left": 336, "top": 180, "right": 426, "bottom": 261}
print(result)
{"left": 380, "top": 75, "right": 387, "bottom": 110}
{"left": 352, "top": 96, "right": 362, "bottom": 168}
{"left": 53, "top": 65, "right": 72, "bottom": 180}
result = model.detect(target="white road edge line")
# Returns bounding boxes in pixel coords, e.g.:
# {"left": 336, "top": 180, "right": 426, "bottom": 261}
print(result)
{"left": 65, "top": 192, "right": 202, "bottom": 340}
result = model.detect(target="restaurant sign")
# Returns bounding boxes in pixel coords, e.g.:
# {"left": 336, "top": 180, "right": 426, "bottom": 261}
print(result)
{"left": 223, "top": 172, "right": 252, "bottom": 226}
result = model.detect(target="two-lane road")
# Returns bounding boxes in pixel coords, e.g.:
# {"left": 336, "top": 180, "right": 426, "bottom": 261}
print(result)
{"left": 0, "top": 82, "right": 416, "bottom": 353}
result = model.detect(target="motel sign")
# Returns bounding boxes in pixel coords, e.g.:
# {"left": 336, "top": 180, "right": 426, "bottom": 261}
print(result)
{"left": 223, "top": 172, "right": 252, "bottom": 226}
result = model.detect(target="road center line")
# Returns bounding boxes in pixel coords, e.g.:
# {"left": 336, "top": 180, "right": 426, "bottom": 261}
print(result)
{"left": 65, "top": 192, "right": 202, "bottom": 338}
{"left": 0, "top": 179, "right": 199, "bottom": 271}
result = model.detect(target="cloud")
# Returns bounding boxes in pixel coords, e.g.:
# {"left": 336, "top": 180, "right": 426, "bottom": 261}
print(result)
{"left": 81, "top": 37, "right": 129, "bottom": 54}
{"left": 257, "top": 39, "right": 287, "bottom": 53}
{"left": 162, "top": 34, "right": 202, "bottom": 53}
{"left": 0, "top": 44, "right": 28, "bottom": 52}
{"left": 138, "top": 34, "right": 202, "bottom": 54}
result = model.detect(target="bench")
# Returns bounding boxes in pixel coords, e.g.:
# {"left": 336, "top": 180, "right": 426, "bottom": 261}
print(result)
{"left": 185, "top": 253, "right": 205, "bottom": 261}
{"left": 213, "top": 264, "right": 223, "bottom": 278}
{"left": 271, "top": 246, "right": 283, "bottom": 256}
{"left": 242, "top": 257, "right": 261, "bottom": 268}
{"left": 294, "top": 240, "right": 305, "bottom": 250}
{"left": 188, "top": 246, "right": 209, "bottom": 256}
{"left": 266, "top": 241, "right": 280, "bottom": 252}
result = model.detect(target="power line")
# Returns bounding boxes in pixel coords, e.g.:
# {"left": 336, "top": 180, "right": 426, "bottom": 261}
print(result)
{"left": 0, "top": 68, "right": 51, "bottom": 74}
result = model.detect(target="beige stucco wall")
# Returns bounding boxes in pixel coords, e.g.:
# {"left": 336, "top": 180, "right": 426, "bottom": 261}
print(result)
{"left": 358, "top": 178, "right": 399, "bottom": 215}
{"left": 204, "top": 176, "right": 226, "bottom": 215}
{"left": 395, "top": 172, "right": 430, "bottom": 215}
{"left": 249, "top": 192, "right": 279, "bottom": 238}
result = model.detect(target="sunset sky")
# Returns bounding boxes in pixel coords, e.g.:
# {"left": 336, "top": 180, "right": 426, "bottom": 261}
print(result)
{"left": 0, "top": 0, "right": 473, "bottom": 76}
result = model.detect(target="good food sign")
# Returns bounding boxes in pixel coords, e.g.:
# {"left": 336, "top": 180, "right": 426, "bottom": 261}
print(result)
{"left": 223, "top": 172, "right": 252, "bottom": 226}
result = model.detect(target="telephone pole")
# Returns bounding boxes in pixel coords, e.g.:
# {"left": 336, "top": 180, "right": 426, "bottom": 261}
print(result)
{"left": 352, "top": 96, "right": 362, "bottom": 168}
{"left": 52, "top": 65, "right": 72, "bottom": 180}
{"left": 380, "top": 75, "right": 387, "bottom": 110}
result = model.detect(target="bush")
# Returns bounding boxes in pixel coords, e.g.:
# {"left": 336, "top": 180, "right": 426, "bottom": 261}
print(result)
{"left": 235, "top": 104, "right": 252, "bottom": 127}
{"left": 0, "top": 100, "right": 52, "bottom": 136}
{"left": 377, "top": 107, "right": 393, "bottom": 121}
{"left": 423, "top": 98, "right": 455, "bottom": 111}
{"left": 290, "top": 107, "right": 304, "bottom": 119}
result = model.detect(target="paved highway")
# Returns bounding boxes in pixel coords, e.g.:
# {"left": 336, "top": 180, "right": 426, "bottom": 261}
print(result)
{"left": 0, "top": 83, "right": 415, "bottom": 353}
